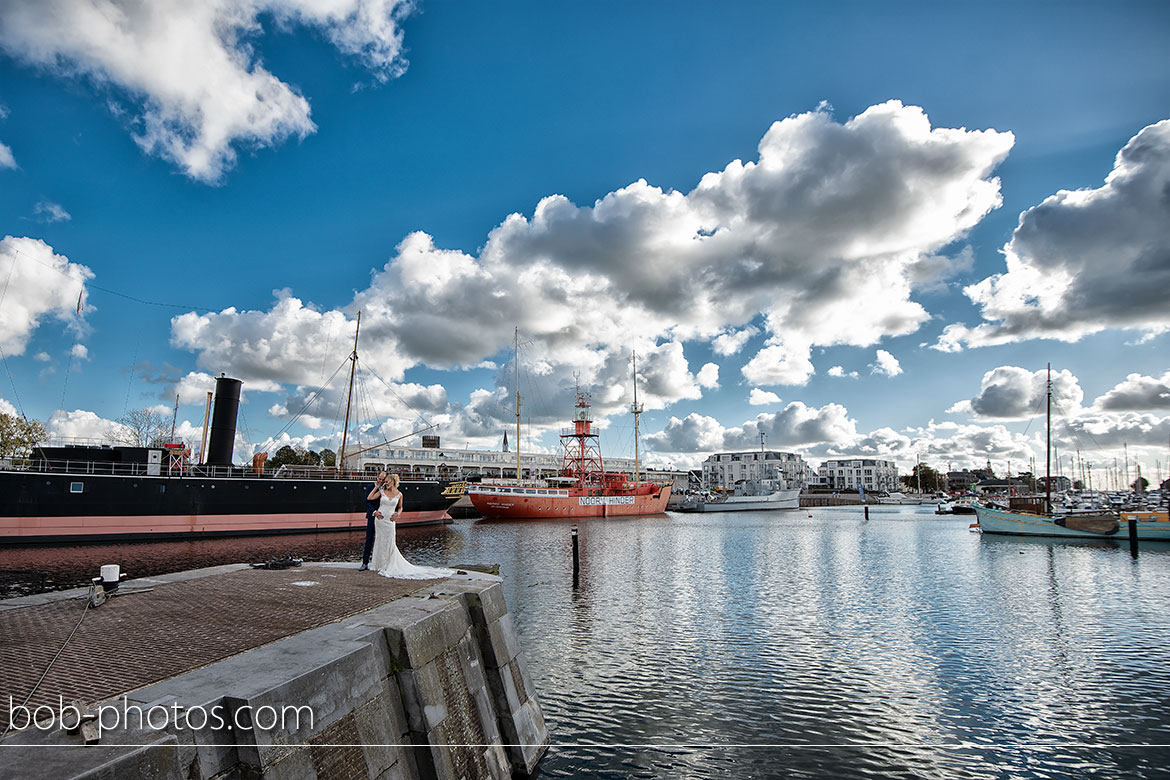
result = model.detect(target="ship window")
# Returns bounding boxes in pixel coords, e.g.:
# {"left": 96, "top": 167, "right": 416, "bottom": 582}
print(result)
{"left": 70, "top": 482, "right": 83, "bottom": 493}
{"left": 160, "top": 485, "right": 166, "bottom": 493}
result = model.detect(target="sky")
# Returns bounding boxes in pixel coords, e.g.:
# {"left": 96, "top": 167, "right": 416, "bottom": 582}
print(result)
{"left": 0, "top": 0, "right": 1168, "bottom": 487}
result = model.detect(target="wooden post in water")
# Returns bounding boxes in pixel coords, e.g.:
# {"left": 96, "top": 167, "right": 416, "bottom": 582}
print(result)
{"left": 1129, "top": 516, "right": 1139, "bottom": 557}
{"left": 864, "top": 505, "right": 869, "bottom": 521}
{"left": 571, "top": 525, "right": 580, "bottom": 583}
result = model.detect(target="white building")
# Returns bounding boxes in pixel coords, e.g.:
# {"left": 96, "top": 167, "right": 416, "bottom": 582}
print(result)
{"left": 342, "top": 438, "right": 679, "bottom": 485}
{"left": 817, "top": 458, "right": 899, "bottom": 492}
{"left": 701, "top": 450, "right": 809, "bottom": 490}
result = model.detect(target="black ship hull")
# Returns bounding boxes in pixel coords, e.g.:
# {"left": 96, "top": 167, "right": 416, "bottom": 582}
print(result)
{"left": 0, "top": 470, "right": 468, "bottom": 544}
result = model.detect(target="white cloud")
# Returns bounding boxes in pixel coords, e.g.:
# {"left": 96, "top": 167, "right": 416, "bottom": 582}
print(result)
{"left": 172, "top": 102, "right": 1013, "bottom": 409}
{"left": 0, "top": 141, "right": 15, "bottom": 169}
{"left": 870, "top": 349, "right": 902, "bottom": 377}
{"left": 711, "top": 326, "right": 758, "bottom": 356}
{"left": 0, "top": 236, "right": 93, "bottom": 355}
{"left": 33, "top": 351, "right": 50, "bottom": 362}
{"left": 171, "top": 292, "right": 368, "bottom": 389}
{"left": 646, "top": 401, "right": 858, "bottom": 454}
{"left": 948, "top": 365, "right": 1084, "bottom": 420}
{"left": 45, "top": 408, "right": 129, "bottom": 441}
{"left": 1093, "top": 371, "right": 1170, "bottom": 411}
{"left": 937, "top": 119, "right": 1170, "bottom": 351}
{"left": 33, "top": 201, "right": 71, "bottom": 223}
{"left": 748, "top": 388, "right": 781, "bottom": 405}
{"left": 0, "top": 0, "right": 414, "bottom": 182}
{"left": 827, "top": 365, "right": 858, "bottom": 379}
{"left": 695, "top": 362, "right": 719, "bottom": 389}
{"left": 0, "top": 396, "right": 17, "bottom": 416}
{"left": 70, "top": 343, "right": 88, "bottom": 359}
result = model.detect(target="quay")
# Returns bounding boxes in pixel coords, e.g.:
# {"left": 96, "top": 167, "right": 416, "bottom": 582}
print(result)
{"left": 0, "top": 564, "right": 548, "bottom": 779}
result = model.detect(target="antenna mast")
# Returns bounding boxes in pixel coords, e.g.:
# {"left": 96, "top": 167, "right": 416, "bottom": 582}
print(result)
{"left": 339, "top": 310, "right": 361, "bottom": 474}
{"left": 631, "top": 350, "right": 642, "bottom": 485}
{"left": 1045, "top": 362, "right": 1052, "bottom": 514}
{"left": 514, "top": 327, "right": 522, "bottom": 485}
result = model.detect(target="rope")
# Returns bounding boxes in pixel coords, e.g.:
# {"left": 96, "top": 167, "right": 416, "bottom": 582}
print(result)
{"left": 1, "top": 597, "right": 91, "bottom": 739}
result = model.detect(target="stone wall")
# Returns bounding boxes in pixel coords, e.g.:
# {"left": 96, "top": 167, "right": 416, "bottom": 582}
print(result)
{"left": 0, "top": 572, "right": 548, "bottom": 780}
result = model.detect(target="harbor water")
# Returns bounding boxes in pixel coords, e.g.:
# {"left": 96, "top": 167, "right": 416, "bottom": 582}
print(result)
{"left": 4, "top": 505, "right": 1170, "bottom": 778}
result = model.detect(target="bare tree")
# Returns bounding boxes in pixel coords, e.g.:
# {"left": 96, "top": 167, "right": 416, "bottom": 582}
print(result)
{"left": 117, "top": 408, "right": 171, "bottom": 447}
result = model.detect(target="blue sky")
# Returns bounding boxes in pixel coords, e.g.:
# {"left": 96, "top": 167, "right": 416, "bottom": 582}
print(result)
{"left": 0, "top": 0, "right": 1168, "bottom": 484}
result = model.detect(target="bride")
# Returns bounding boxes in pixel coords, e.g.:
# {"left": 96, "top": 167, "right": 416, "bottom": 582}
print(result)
{"left": 366, "top": 474, "right": 453, "bottom": 579}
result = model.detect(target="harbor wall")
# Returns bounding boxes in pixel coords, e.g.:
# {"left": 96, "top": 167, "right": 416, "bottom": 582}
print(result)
{"left": 0, "top": 573, "right": 548, "bottom": 780}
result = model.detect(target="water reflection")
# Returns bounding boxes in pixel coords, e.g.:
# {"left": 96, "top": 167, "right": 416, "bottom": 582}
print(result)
{"left": 4, "top": 506, "right": 1170, "bottom": 777}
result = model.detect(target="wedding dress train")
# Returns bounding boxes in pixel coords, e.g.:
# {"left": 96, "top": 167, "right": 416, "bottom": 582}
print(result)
{"left": 369, "top": 491, "right": 453, "bottom": 579}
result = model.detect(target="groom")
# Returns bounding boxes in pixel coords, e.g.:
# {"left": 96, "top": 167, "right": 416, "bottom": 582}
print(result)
{"left": 359, "top": 471, "right": 387, "bottom": 570}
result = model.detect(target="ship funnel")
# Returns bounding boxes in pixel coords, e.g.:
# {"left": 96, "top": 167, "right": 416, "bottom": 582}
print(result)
{"left": 205, "top": 374, "right": 243, "bottom": 466}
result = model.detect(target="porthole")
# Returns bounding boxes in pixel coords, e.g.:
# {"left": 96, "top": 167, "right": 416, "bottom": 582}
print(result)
{"left": 70, "top": 482, "right": 83, "bottom": 494}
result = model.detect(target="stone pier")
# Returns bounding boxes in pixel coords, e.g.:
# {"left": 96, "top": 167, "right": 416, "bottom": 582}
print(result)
{"left": 0, "top": 564, "right": 548, "bottom": 779}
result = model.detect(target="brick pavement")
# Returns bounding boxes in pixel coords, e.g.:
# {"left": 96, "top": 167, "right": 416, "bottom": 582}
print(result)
{"left": 0, "top": 567, "right": 440, "bottom": 729}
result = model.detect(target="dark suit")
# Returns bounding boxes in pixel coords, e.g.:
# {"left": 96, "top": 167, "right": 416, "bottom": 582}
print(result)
{"left": 361, "top": 482, "right": 380, "bottom": 566}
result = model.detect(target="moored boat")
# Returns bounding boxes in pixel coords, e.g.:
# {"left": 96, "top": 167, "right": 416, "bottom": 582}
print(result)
{"left": 468, "top": 387, "right": 670, "bottom": 519}
{"left": 675, "top": 480, "right": 799, "bottom": 512}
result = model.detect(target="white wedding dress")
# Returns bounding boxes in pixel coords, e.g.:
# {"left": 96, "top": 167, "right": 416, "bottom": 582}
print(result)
{"left": 369, "top": 491, "right": 453, "bottom": 579}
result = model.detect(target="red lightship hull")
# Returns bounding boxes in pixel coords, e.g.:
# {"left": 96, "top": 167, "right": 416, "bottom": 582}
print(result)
{"left": 468, "top": 483, "right": 671, "bottom": 520}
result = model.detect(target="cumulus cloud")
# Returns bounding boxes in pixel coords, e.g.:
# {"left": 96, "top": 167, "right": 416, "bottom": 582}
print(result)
{"left": 870, "top": 349, "right": 902, "bottom": 377}
{"left": 1057, "top": 410, "right": 1170, "bottom": 450}
{"left": 749, "top": 388, "right": 781, "bottom": 405}
{"left": 827, "top": 365, "right": 858, "bottom": 379}
{"left": 645, "top": 401, "right": 858, "bottom": 454}
{"left": 171, "top": 292, "right": 369, "bottom": 389}
{"left": 45, "top": 408, "right": 129, "bottom": 441}
{"left": 0, "top": 141, "right": 15, "bottom": 169}
{"left": 33, "top": 201, "right": 71, "bottom": 223}
{"left": 0, "top": 0, "right": 414, "bottom": 182}
{"left": 0, "top": 236, "right": 92, "bottom": 354}
{"left": 1093, "top": 371, "right": 1170, "bottom": 411}
{"left": 711, "top": 326, "right": 758, "bottom": 356}
{"left": 69, "top": 343, "right": 88, "bottom": 359}
{"left": 937, "top": 119, "right": 1170, "bottom": 351}
{"left": 695, "top": 362, "right": 719, "bottom": 389}
{"left": 948, "top": 365, "right": 1084, "bottom": 419}
{"left": 172, "top": 101, "right": 1013, "bottom": 408}
{"left": 0, "top": 396, "right": 17, "bottom": 416}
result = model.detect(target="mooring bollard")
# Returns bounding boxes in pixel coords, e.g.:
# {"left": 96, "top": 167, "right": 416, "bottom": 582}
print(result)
{"left": 1129, "top": 516, "right": 1139, "bottom": 557}
{"left": 864, "top": 505, "right": 870, "bottom": 521}
{"left": 571, "top": 525, "right": 580, "bottom": 586}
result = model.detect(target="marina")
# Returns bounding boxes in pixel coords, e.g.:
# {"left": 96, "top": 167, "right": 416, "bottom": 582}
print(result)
{"left": 4, "top": 505, "right": 1169, "bottom": 778}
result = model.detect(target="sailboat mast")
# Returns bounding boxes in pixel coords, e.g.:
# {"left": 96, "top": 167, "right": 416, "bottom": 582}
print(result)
{"left": 1045, "top": 362, "right": 1052, "bottom": 514}
{"left": 339, "top": 310, "right": 361, "bottom": 474}
{"left": 514, "top": 327, "right": 522, "bottom": 485}
{"left": 631, "top": 350, "right": 642, "bottom": 485}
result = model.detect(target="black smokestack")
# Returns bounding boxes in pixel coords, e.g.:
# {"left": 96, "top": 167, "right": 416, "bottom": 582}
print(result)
{"left": 206, "top": 375, "right": 243, "bottom": 466}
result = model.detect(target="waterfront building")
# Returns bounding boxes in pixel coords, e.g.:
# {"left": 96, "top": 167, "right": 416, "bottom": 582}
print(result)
{"left": 701, "top": 450, "right": 809, "bottom": 490}
{"left": 947, "top": 469, "right": 991, "bottom": 491}
{"left": 342, "top": 437, "right": 683, "bottom": 486}
{"left": 817, "top": 458, "right": 900, "bottom": 492}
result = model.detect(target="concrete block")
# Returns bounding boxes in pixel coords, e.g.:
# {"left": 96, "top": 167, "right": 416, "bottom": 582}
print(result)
{"left": 397, "top": 661, "right": 447, "bottom": 734}
{"left": 477, "top": 612, "right": 521, "bottom": 669}
{"left": 380, "top": 601, "right": 453, "bottom": 671}
{"left": 71, "top": 735, "right": 182, "bottom": 780}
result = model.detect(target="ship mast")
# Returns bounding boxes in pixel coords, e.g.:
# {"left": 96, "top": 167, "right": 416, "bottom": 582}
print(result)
{"left": 631, "top": 350, "right": 642, "bottom": 485}
{"left": 339, "top": 310, "right": 361, "bottom": 474}
{"left": 514, "top": 327, "right": 522, "bottom": 485}
{"left": 1045, "top": 362, "right": 1051, "bottom": 514}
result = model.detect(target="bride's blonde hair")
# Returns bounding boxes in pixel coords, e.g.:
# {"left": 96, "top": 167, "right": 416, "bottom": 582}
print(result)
{"left": 386, "top": 474, "right": 400, "bottom": 489}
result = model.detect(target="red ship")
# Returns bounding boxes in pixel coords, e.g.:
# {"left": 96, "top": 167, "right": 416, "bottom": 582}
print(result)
{"left": 468, "top": 389, "right": 670, "bottom": 519}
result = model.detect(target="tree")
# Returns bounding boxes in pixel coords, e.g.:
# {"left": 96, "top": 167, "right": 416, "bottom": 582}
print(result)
{"left": 117, "top": 408, "right": 171, "bottom": 447}
{"left": 0, "top": 413, "right": 47, "bottom": 459}
{"left": 900, "top": 463, "right": 941, "bottom": 493}
{"left": 268, "top": 445, "right": 302, "bottom": 469}
{"left": 1132, "top": 476, "right": 1149, "bottom": 493}
{"left": 320, "top": 448, "right": 336, "bottom": 467}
